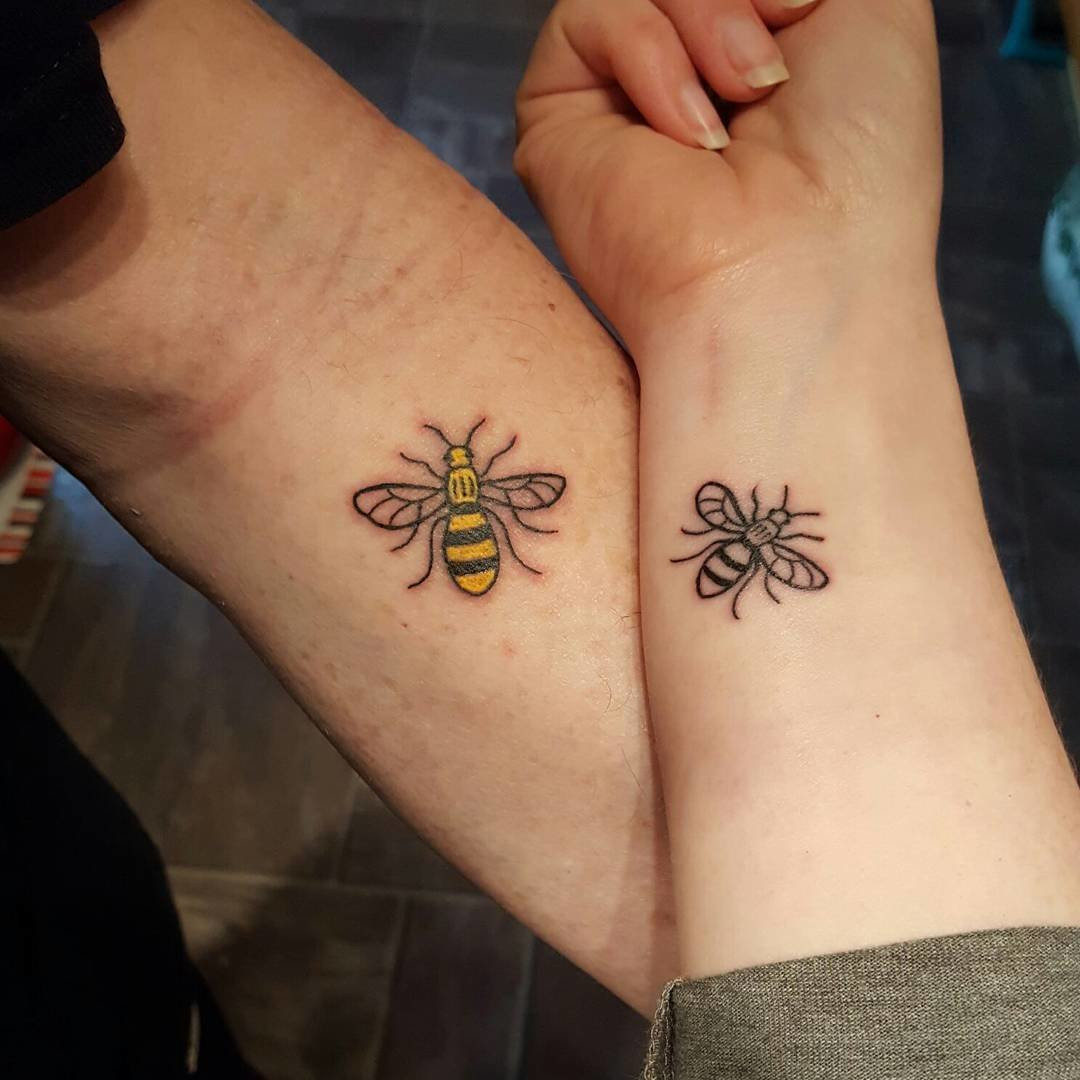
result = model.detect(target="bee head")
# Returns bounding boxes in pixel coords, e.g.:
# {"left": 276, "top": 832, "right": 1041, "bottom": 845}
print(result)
{"left": 446, "top": 446, "right": 472, "bottom": 468}
{"left": 767, "top": 508, "right": 790, "bottom": 528}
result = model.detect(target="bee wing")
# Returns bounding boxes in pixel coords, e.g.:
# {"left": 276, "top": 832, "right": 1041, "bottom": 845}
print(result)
{"left": 353, "top": 482, "right": 446, "bottom": 530}
{"left": 696, "top": 483, "right": 748, "bottom": 530}
{"left": 760, "top": 542, "right": 829, "bottom": 590}
{"left": 480, "top": 473, "right": 566, "bottom": 510}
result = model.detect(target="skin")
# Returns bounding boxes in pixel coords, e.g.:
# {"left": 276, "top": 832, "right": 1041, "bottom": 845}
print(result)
{"left": 518, "top": 0, "right": 1080, "bottom": 978}
{"left": 0, "top": 0, "right": 677, "bottom": 1013}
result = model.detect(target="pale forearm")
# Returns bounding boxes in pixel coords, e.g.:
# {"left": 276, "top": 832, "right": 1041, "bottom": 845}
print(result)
{"left": 638, "top": 283, "right": 1080, "bottom": 976}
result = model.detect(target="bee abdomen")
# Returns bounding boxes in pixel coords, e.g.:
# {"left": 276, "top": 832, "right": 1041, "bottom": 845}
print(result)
{"left": 444, "top": 506, "right": 499, "bottom": 596}
{"left": 699, "top": 542, "right": 752, "bottom": 597}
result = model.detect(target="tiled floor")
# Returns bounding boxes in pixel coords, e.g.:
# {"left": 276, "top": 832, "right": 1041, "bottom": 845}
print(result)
{"left": 2, "top": 0, "right": 1079, "bottom": 1077}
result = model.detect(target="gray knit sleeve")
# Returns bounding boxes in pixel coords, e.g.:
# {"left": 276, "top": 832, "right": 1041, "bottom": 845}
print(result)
{"left": 643, "top": 926, "right": 1080, "bottom": 1080}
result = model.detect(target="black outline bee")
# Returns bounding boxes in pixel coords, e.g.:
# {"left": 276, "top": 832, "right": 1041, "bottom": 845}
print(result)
{"left": 353, "top": 419, "right": 566, "bottom": 597}
{"left": 672, "top": 483, "right": 829, "bottom": 619}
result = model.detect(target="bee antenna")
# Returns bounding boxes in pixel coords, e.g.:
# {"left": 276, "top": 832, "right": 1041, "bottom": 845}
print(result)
{"left": 780, "top": 485, "right": 789, "bottom": 509}
{"left": 421, "top": 423, "right": 452, "bottom": 447}
{"left": 465, "top": 417, "right": 486, "bottom": 447}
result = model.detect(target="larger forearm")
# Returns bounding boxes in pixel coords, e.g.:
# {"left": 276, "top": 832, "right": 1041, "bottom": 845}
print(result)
{"left": 637, "top": 284, "right": 1080, "bottom": 976}
{"left": 0, "top": 0, "right": 674, "bottom": 1009}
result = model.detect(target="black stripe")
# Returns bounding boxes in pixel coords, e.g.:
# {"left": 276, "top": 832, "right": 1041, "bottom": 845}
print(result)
{"left": 444, "top": 524, "right": 493, "bottom": 546}
{"left": 701, "top": 564, "right": 737, "bottom": 592}
{"left": 449, "top": 501, "right": 481, "bottom": 514}
{"left": 715, "top": 547, "right": 749, "bottom": 573}
{"left": 447, "top": 555, "right": 499, "bottom": 577}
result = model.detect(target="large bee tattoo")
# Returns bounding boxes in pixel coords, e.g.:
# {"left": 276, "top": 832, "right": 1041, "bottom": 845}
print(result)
{"left": 353, "top": 419, "right": 566, "bottom": 597}
{"left": 672, "top": 483, "right": 829, "bottom": 619}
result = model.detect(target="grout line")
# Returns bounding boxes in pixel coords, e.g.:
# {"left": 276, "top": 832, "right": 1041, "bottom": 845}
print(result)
{"left": 506, "top": 932, "right": 536, "bottom": 1080}
{"left": 371, "top": 894, "right": 410, "bottom": 1080}
{"left": 15, "top": 555, "right": 67, "bottom": 674}
{"left": 399, "top": 0, "right": 436, "bottom": 124}
{"left": 166, "top": 861, "right": 487, "bottom": 904}
{"left": 329, "top": 773, "right": 363, "bottom": 884}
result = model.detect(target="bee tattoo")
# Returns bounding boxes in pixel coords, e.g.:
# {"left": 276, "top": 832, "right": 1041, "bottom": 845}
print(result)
{"left": 672, "top": 483, "right": 829, "bottom": 619}
{"left": 353, "top": 419, "right": 566, "bottom": 597}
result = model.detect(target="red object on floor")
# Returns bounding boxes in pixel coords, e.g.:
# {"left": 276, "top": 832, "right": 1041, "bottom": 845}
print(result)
{"left": 0, "top": 417, "right": 24, "bottom": 479}
{"left": 0, "top": 417, "right": 54, "bottom": 564}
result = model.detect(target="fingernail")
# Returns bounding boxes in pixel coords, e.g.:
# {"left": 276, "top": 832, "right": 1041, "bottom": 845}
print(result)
{"left": 780, "top": 0, "right": 817, "bottom": 8}
{"left": 679, "top": 82, "right": 730, "bottom": 150}
{"left": 722, "top": 14, "right": 790, "bottom": 89}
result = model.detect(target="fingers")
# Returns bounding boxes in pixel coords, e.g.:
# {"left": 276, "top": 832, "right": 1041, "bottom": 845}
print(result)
{"left": 524, "top": 0, "right": 732, "bottom": 150}
{"left": 517, "top": 0, "right": 828, "bottom": 154}
{"left": 653, "top": 0, "right": 819, "bottom": 104}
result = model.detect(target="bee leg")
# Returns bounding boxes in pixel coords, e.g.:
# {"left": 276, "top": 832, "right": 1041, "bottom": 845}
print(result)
{"left": 407, "top": 516, "right": 447, "bottom": 589}
{"left": 506, "top": 504, "right": 558, "bottom": 535}
{"left": 730, "top": 563, "right": 760, "bottom": 620}
{"left": 762, "top": 570, "right": 783, "bottom": 605}
{"left": 399, "top": 452, "right": 443, "bottom": 481}
{"left": 488, "top": 509, "right": 541, "bottom": 575}
{"left": 390, "top": 521, "right": 421, "bottom": 552}
{"left": 779, "top": 532, "right": 825, "bottom": 543}
{"left": 671, "top": 537, "right": 727, "bottom": 564}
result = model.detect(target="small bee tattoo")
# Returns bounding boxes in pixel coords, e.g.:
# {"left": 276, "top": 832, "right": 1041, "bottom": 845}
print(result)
{"left": 672, "top": 482, "right": 829, "bottom": 619}
{"left": 353, "top": 419, "right": 566, "bottom": 597}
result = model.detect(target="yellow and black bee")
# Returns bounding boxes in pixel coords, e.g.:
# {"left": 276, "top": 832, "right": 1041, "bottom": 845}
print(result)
{"left": 673, "top": 482, "right": 828, "bottom": 619}
{"left": 353, "top": 419, "right": 566, "bottom": 596}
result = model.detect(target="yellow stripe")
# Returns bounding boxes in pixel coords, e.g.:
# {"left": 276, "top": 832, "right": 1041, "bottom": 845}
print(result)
{"left": 454, "top": 570, "right": 496, "bottom": 595}
{"left": 449, "top": 512, "right": 486, "bottom": 532}
{"left": 445, "top": 538, "right": 497, "bottom": 562}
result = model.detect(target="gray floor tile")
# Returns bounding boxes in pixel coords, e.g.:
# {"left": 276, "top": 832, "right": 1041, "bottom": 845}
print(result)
{"left": 376, "top": 897, "right": 532, "bottom": 1079}
{"left": 1024, "top": 465, "right": 1080, "bottom": 641}
{"left": 962, "top": 392, "right": 1026, "bottom": 549}
{"left": 402, "top": 23, "right": 534, "bottom": 176}
{"left": 485, "top": 174, "right": 544, "bottom": 235}
{"left": 937, "top": 204, "right": 1074, "bottom": 348}
{"left": 255, "top": 0, "right": 300, "bottom": 33}
{"left": 340, "top": 782, "right": 474, "bottom": 892}
{"left": 1013, "top": 393, "right": 1080, "bottom": 470}
{"left": 0, "top": 557, "right": 60, "bottom": 640}
{"left": 297, "top": 16, "right": 423, "bottom": 122}
{"left": 940, "top": 45, "right": 1075, "bottom": 211}
{"left": 520, "top": 942, "right": 648, "bottom": 1080}
{"left": 947, "top": 317, "right": 1078, "bottom": 396}
{"left": 1031, "top": 639, "right": 1080, "bottom": 764}
{"left": 425, "top": 0, "right": 552, "bottom": 30}
{"left": 23, "top": 553, "right": 358, "bottom": 878}
{"left": 172, "top": 868, "right": 402, "bottom": 1080}
{"left": 28, "top": 468, "right": 145, "bottom": 566}
{"left": 996, "top": 546, "right": 1038, "bottom": 636}
{"left": 301, "top": 0, "right": 427, "bottom": 19}
{"left": 932, "top": 0, "right": 1005, "bottom": 45}
{"left": 402, "top": 93, "right": 513, "bottom": 180}
{"left": 1014, "top": 395, "right": 1080, "bottom": 641}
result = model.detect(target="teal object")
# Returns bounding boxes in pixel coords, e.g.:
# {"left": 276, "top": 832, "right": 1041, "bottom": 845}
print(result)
{"left": 1001, "top": 0, "right": 1067, "bottom": 65}
{"left": 1043, "top": 164, "right": 1080, "bottom": 363}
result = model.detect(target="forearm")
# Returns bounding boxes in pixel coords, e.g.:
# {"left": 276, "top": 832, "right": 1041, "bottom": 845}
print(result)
{"left": 637, "top": 280, "right": 1080, "bottom": 977}
{"left": 0, "top": 0, "right": 675, "bottom": 1009}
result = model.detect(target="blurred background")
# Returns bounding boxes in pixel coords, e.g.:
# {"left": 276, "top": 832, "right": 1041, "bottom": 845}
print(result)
{"left": 2, "top": 0, "right": 1079, "bottom": 1077}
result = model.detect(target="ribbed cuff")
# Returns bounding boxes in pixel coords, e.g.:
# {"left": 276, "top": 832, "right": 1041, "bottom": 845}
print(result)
{"left": 643, "top": 926, "right": 1080, "bottom": 1080}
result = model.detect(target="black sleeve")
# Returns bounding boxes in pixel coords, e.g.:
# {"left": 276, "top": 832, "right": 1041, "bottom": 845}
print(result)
{"left": 1, "top": 2, "right": 127, "bottom": 230}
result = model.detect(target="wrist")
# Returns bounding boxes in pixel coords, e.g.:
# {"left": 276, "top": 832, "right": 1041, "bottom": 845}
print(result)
{"left": 633, "top": 259, "right": 944, "bottom": 380}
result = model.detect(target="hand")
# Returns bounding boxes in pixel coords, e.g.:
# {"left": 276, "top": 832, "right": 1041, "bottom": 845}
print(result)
{"left": 515, "top": 0, "right": 942, "bottom": 354}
